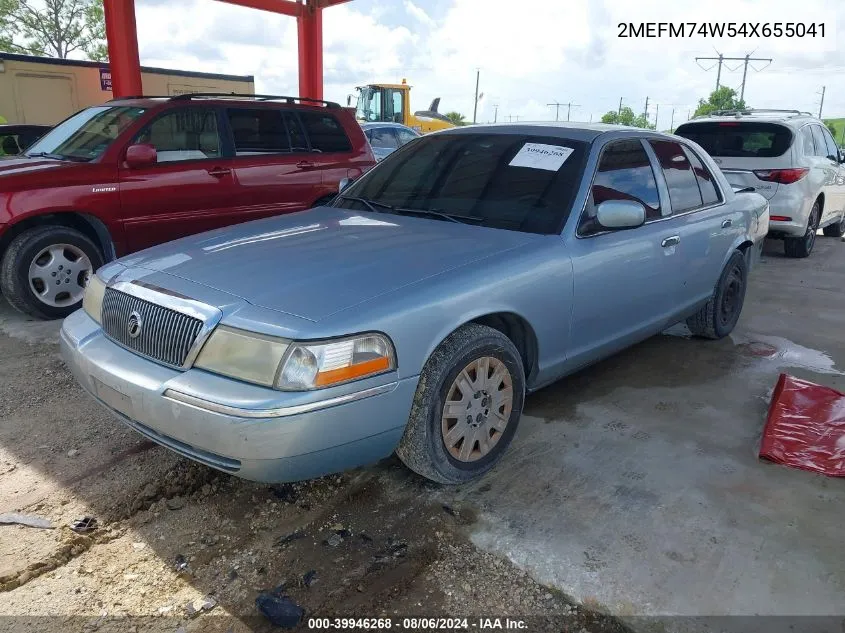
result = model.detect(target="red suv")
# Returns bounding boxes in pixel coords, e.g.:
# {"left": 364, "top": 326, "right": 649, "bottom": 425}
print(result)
{"left": 0, "top": 94, "right": 375, "bottom": 319}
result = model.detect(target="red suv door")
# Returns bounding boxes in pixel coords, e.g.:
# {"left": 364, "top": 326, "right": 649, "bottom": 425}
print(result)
{"left": 118, "top": 106, "right": 239, "bottom": 252}
{"left": 223, "top": 107, "right": 324, "bottom": 219}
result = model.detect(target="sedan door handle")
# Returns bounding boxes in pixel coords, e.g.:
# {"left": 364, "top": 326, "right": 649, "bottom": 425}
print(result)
{"left": 661, "top": 235, "right": 680, "bottom": 248}
{"left": 207, "top": 167, "right": 231, "bottom": 177}
{"left": 721, "top": 218, "right": 733, "bottom": 228}
{"left": 297, "top": 161, "right": 316, "bottom": 170}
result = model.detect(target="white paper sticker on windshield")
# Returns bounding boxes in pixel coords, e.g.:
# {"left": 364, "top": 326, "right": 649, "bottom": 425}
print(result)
{"left": 508, "top": 143, "right": 574, "bottom": 171}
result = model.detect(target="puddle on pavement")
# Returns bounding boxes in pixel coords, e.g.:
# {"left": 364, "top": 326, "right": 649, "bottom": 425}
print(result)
{"left": 525, "top": 328, "right": 842, "bottom": 423}
{"left": 729, "top": 332, "right": 842, "bottom": 376}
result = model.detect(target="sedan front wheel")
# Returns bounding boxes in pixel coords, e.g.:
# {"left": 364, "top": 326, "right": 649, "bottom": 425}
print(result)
{"left": 396, "top": 323, "right": 525, "bottom": 484}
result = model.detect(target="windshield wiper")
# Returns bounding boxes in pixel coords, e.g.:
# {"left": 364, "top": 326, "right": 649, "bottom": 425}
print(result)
{"left": 25, "top": 152, "right": 69, "bottom": 161}
{"left": 386, "top": 207, "right": 483, "bottom": 225}
{"left": 338, "top": 195, "right": 384, "bottom": 213}
{"left": 338, "top": 195, "right": 482, "bottom": 225}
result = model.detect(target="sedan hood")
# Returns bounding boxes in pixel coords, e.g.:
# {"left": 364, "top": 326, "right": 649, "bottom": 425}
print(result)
{"left": 120, "top": 207, "right": 535, "bottom": 321}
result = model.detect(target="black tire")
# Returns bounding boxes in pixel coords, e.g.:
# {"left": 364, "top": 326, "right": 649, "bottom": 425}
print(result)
{"left": 686, "top": 250, "right": 748, "bottom": 340}
{"left": 822, "top": 214, "right": 845, "bottom": 237}
{"left": 784, "top": 200, "right": 821, "bottom": 258}
{"left": 0, "top": 225, "right": 103, "bottom": 320}
{"left": 396, "top": 323, "right": 526, "bottom": 484}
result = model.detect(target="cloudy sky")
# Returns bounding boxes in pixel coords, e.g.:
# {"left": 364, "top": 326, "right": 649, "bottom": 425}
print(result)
{"left": 135, "top": 0, "right": 845, "bottom": 131}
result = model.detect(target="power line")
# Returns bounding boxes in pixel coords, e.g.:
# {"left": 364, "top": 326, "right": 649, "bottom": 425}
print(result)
{"left": 695, "top": 52, "right": 772, "bottom": 100}
{"left": 547, "top": 101, "right": 579, "bottom": 122}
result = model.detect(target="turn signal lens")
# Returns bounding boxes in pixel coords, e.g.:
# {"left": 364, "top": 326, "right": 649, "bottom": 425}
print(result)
{"left": 82, "top": 274, "right": 106, "bottom": 324}
{"left": 277, "top": 333, "right": 395, "bottom": 391}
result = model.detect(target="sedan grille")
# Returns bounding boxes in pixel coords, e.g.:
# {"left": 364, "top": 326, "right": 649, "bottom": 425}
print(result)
{"left": 102, "top": 288, "right": 203, "bottom": 368}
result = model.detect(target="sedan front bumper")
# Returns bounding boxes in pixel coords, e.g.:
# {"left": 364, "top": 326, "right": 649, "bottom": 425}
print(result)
{"left": 60, "top": 309, "right": 417, "bottom": 483}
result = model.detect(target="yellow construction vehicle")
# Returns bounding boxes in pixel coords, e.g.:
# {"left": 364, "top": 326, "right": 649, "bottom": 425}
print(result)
{"left": 350, "top": 79, "right": 455, "bottom": 134}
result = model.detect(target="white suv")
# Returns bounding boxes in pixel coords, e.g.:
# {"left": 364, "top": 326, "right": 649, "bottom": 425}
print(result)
{"left": 676, "top": 110, "right": 845, "bottom": 258}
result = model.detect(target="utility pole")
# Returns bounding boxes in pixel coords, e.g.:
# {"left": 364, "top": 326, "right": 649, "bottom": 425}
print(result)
{"left": 818, "top": 86, "right": 826, "bottom": 119}
{"left": 643, "top": 96, "right": 649, "bottom": 121}
{"left": 654, "top": 104, "right": 659, "bottom": 130}
{"left": 740, "top": 54, "right": 749, "bottom": 102}
{"left": 670, "top": 108, "right": 675, "bottom": 132}
{"left": 472, "top": 69, "right": 480, "bottom": 124}
{"left": 493, "top": 104, "right": 498, "bottom": 123}
{"left": 697, "top": 52, "right": 772, "bottom": 99}
{"left": 618, "top": 97, "right": 623, "bottom": 116}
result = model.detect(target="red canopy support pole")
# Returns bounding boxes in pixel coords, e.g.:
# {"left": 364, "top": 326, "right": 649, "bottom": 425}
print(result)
{"left": 103, "top": 0, "right": 143, "bottom": 97}
{"left": 297, "top": 0, "right": 323, "bottom": 100}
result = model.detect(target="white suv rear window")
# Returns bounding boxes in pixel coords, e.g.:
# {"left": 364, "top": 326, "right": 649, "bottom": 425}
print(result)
{"left": 675, "top": 122, "right": 792, "bottom": 158}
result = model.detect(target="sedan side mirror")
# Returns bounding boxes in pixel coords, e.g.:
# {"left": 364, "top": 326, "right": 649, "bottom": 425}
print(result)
{"left": 338, "top": 177, "right": 353, "bottom": 193}
{"left": 125, "top": 143, "right": 157, "bottom": 168}
{"left": 596, "top": 200, "right": 646, "bottom": 230}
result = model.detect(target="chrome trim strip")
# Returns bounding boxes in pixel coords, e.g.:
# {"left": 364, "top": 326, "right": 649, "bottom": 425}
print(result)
{"left": 162, "top": 382, "right": 399, "bottom": 419}
{"left": 107, "top": 280, "right": 222, "bottom": 369}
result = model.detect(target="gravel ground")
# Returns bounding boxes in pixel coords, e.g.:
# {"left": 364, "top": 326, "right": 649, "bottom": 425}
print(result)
{"left": 0, "top": 311, "right": 628, "bottom": 633}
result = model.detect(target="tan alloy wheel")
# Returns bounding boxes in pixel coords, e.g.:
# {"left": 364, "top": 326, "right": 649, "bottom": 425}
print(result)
{"left": 440, "top": 356, "right": 513, "bottom": 463}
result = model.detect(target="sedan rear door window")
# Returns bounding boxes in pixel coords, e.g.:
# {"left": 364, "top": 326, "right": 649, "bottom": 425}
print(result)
{"left": 683, "top": 146, "right": 721, "bottom": 206}
{"left": 649, "top": 140, "right": 703, "bottom": 213}
{"left": 369, "top": 127, "right": 399, "bottom": 149}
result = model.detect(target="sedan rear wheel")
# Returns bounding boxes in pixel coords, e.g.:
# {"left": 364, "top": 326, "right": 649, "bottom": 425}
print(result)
{"left": 686, "top": 249, "right": 748, "bottom": 340}
{"left": 396, "top": 323, "right": 525, "bottom": 484}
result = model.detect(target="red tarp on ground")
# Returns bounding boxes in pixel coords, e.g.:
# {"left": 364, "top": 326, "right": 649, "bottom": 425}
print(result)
{"left": 760, "top": 373, "right": 845, "bottom": 476}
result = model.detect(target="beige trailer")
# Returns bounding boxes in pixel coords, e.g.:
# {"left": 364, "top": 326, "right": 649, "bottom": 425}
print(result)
{"left": 0, "top": 53, "right": 255, "bottom": 125}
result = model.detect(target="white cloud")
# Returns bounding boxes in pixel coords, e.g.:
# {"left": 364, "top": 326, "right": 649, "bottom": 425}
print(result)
{"left": 132, "top": 0, "right": 845, "bottom": 127}
{"left": 404, "top": 0, "right": 436, "bottom": 27}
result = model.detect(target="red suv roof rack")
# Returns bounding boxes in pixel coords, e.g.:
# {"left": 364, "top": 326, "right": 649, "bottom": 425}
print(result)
{"left": 108, "top": 93, "right": 341, "bottom": 108}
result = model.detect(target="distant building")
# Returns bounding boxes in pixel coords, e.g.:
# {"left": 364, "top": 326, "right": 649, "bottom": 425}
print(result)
{"left": 0, "top": 53, "right": 255, "bottom": 125}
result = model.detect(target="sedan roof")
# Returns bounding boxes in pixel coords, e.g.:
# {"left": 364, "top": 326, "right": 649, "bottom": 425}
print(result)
{"left": 437, "top": 121, "right": 649, "bottom": 142}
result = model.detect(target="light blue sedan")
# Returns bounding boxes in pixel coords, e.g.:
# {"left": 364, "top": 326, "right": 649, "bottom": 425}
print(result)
{"left": 361, "top": 122, "right": 420, "bottom": 161}
{"left": 61, "top": 123, "right": 769, "bottom": 484}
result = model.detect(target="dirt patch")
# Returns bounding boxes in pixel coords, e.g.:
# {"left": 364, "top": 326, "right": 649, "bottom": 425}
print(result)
{"left": 0, "top": 321, "right": 628, "bottom": 632}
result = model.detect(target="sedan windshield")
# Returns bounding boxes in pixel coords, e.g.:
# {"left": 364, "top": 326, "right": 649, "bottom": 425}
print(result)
{"left": 335, "top": 133, "right": 588, "bottom": 234}
{"left": 26, "top": 105, "right": 146, "bottom": 162}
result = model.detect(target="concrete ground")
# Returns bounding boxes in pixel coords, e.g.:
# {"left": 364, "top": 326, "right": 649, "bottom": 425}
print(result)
{"left": 454, "top": 236, "right": 845, "bottom": 620}
{"left": 0, "top": 235, "right": 843, "bottom": 630}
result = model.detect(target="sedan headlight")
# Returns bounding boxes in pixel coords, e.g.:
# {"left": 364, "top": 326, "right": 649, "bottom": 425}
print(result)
{"left": 82, "top": 274, "right": 106, "bottom": 324}
{"left": 277, "top": 333, "right": 395, "bottom": 391}
{"left": 195, "top": 326, "right": 289, "bottom": 387}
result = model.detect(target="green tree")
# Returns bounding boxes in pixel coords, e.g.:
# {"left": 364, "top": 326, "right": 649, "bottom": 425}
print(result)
{"left": 444, "top": 111, "right": 467, "bottom": 126}
{"left": 824, "top": 120, "right": 837, "bottom": 138}
{"left": 0, "top": 0, "right": 107, "bottom": 61}
{"left": 600, "top": 106, "right": 653, "bottom": 129}
{"left": 693, "top": 86, "right": 747, "bottom": 118}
